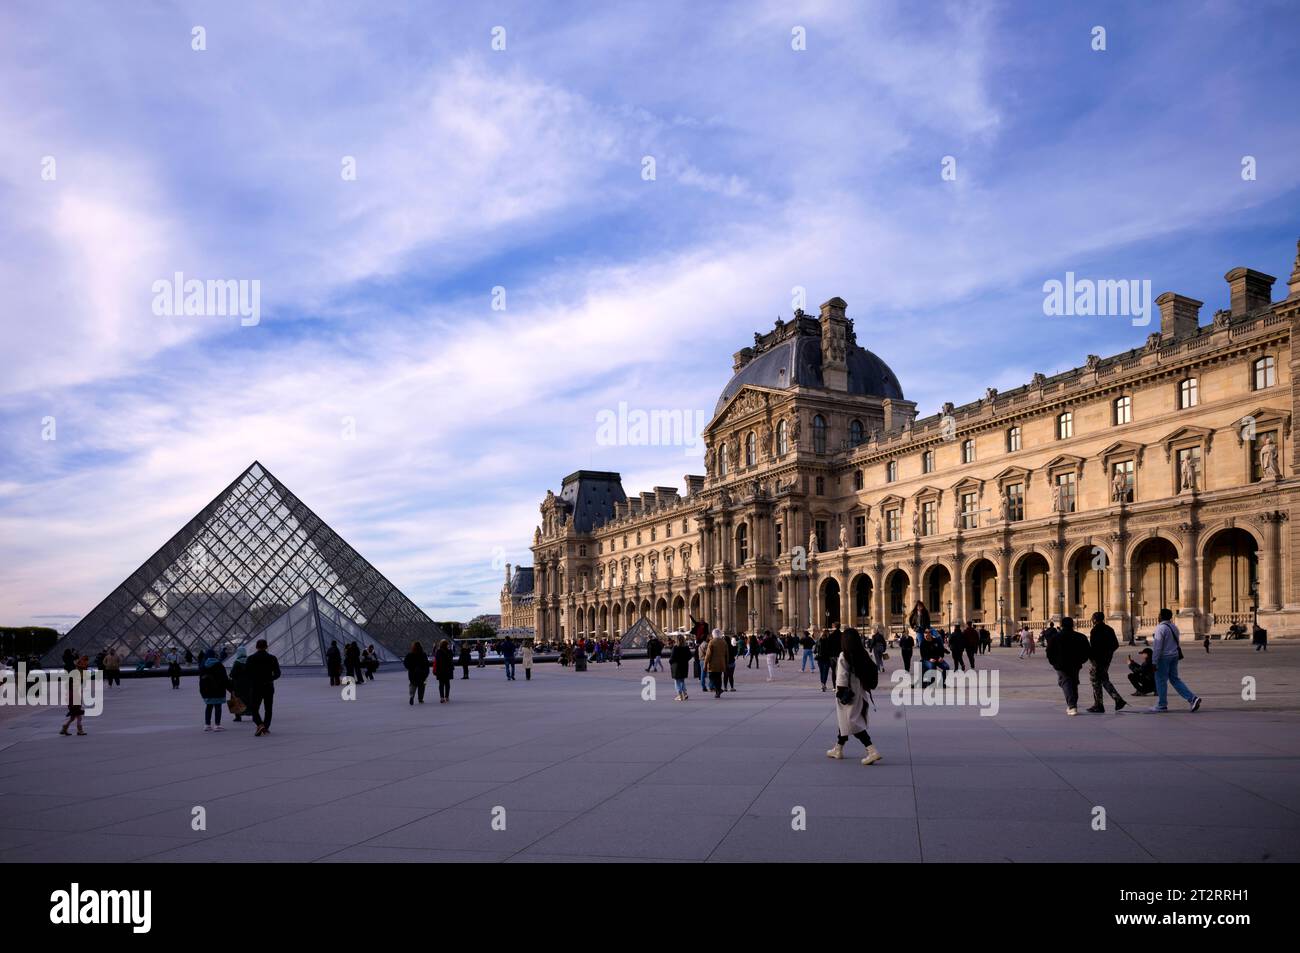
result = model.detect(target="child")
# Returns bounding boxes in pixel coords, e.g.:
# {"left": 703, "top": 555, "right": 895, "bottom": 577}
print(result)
{"left": 522, "top": 641, "right": 533, "bottom": 681}
{"left": 59, "top": 661, "right": 89, "bottom": 736}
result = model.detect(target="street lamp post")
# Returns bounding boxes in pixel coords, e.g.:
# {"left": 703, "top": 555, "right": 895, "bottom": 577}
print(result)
{"left": 997, "top": 594, "right": 1007, "bottom": 647}
{"left": 945, "top": 599, "right": 952, "bottom": 630}
{"left": 1126, "top": 587, "right": 1136, "bottom": 645}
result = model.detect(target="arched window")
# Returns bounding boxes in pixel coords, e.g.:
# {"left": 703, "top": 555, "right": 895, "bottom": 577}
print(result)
{"left": 1254, "top": 356, "right": 1276, "bottom": 390}
{"left": 813, "top": 415, "right": 827, "bottom": 454}
{"left": 1057, "top": 412, "right": 1073, "bottom": 440}
{"left": 922, "top": 449, "right": 934, "bottom": 473}
{"left": 849, "top": 419, "right": 864, "bottom": 447}
{"left": 777, "top": 419, "right": 789, "bottom": 455}
{"left": 1179, "top": 378, "right": 1198, "bottom": 409}
{"left": 1007, "top": 426, "right": 1021, "bottom": 453}
{"left": 736, "top": 523, "right": 749, "bottom": 564}
{"left": 719, "top": 443, "right": 729, "bottom": 476}
{"left": 1114, "top": 395, "right": 1132, "bottom": 425}
{"left": 745, "top": 431, "right": 757, "bottom": 467}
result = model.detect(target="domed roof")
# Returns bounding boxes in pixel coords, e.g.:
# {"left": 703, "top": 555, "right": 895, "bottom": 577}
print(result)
{"left": 713, "top": 330, "right": 904, "bottom": 418}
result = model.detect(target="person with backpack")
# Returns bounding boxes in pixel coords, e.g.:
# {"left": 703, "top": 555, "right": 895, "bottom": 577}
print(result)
{"left": 826, "top": 628, "right": 882, "bottom": 765}
{"left": 1085, "top": 611, "right": 1127, "bottom": 713}
{"left": 1045, "top": 617, "right": 1091, "bottom": 716}
{"left": 198, "top": 652, "right": 230, "bottom": 732}
{"left": 799, "top": 631, "right": 816, "bottom": 672}
{"left": 1149, "top": 608, "right": 1202, "bottom": 713}
{"left": 434, "top": 639, "right": 455, "bottom": 702}
{"left": 404, "top": 641, "right": 431, "bottom": 705}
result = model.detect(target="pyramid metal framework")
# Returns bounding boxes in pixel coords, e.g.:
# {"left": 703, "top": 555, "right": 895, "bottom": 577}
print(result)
{"left": 250, "top": 590, "right": 403, "bottom": 666}
{"left": 45, "top": 462, "right": 443, "bottom": 664}
{"left": 619, "top": 616, "right": 665, "bottom": 650}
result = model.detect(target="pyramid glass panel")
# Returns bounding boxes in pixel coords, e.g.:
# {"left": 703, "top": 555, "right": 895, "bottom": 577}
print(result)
{"left": 44, "top": 462, "right": 443, "bottom": 665}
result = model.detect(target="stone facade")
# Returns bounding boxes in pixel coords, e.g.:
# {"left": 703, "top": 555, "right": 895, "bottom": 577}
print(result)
{"left": 511, "top": 241, "right": 1300, "bottom": 642}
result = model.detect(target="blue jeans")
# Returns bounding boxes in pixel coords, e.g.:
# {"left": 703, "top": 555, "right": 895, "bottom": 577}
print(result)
{"left": 801, "top": 648, "right": 815, "bottom": 671}
{"left": 504, "top": 659, "right": 515, "bottom": 679}
{"left": 698, "top": 667, "right": 709, "bottom": 690}
{"left": 673, "top": 678, "right": 686, "bottom": 695}
{"left": 1154, "top": 656, "right": 1195, "bottom": 708}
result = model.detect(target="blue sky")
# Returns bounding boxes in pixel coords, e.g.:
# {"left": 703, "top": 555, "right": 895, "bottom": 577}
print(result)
{"left": 1, "top": 0, "right": 1298, "bottom": 628}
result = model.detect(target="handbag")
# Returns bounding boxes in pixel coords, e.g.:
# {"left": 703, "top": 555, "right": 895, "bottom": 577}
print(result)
{"left": 227, "top": 693, "right": 247, "bottom": 716}
{"left": 835, "top": 685, "right": 855, "bottom": 706}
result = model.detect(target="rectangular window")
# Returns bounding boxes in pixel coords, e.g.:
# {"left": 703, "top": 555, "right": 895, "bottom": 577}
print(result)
{"left": 1006, "top": 483, "right": 1024, "bottom": 521}
{"left": 962, "top": 439, "right": 975, "bottom": 464}
{"left": 1008, "top": 428, "right": 1021, "bottom": 452}
{"left": 1055, "top": 472, "right": 1077, "bottom": 513}
{"left": 886, "top": 509, "right": 900, "bottom": 542}
{"left": 815, "top": 520, "right": 828, "bottom": 553}
{"left": 960, "top": 491, "right": 979, "bottom": 529}
{"left": 921, "top": 500, "right": 937, "bottom": 536}
{"left": 775, "top": 521, "right": 783, "bottom": 557}
{"left": 853, "top": 514, "right": 866, "bottom": 548}
{"left": 1114, "top": 396, "right": 1132, "bottom": 425}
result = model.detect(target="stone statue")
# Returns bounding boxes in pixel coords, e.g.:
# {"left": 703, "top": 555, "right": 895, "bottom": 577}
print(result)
{"left": 875, "top": 520, "right": 883, "bottom": 545}
{"left": 1180, "top": 454, "right": 1197, "bottom": 492}
{"left": 839, "top": 523, "right": 848, "bottom": 550}
{"left": 1050, "top": 484, "right": 1062, "bottom": 513}
{"left": 1111, "top": 469, "right": 1127, "bottom": 503}
{"left": 703, "top": 447, "right": 713, "bottom": 477}
{"left": 808, "top": 529, "right": 819, "bottom": 555}
{"left": 762, "top": 425, "right": 773, "bottom": 458}
{"left": 1260, "top": 433, "right": 1278, "bottom": 477}
{"left": 912, "top": 508, "right": 921, "bottom": 536}
{"left": 792, "top": 416, "right": 802, "bottom": 444}
{"left": 997, "top": 493, "right": 1008, "bottom": 522}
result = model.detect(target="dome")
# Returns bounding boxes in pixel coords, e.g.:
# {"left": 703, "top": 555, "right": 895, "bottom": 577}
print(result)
{"left": 713, "top": 330, "right": 904, "bottom": 418}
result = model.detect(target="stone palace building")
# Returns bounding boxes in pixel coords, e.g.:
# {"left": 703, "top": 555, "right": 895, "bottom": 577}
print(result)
{"left": 505, "top": 240, "right": 1300, "bottom": 643}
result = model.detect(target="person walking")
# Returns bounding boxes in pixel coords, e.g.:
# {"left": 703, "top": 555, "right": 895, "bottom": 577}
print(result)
{"left": 245, "top": 638, "right": 281, "bottom": 737}
{"left": 1253, "top": 623, "right": 1268, "bottom": 651}
{"left": 869, "top": 630, "right": 887, "bottom": 671}
{"left": 434, "top": 639, "right": 454, "bottom": 702}
{"left": 477, "top": 642, "right": 486, "bottom": 669}
{"left": 500, "top": 635, "right": 517, "bottom": 681}
{"left": 826, "top": 628, "right": 882, "bottom": 766}
{"left": 1084, "top": 611, "right": 1127, "bottom": 713}
{"left": 962, "top": 622, "right": 978, "bottom": 670}
{"left": 199, "top": 652, "right": 230, "bottom": 731}
{"left": 102, "top": 648, "right": 121, "bottom": 687}
{"left": 403, "top": 641, "right": 430, "bottom": 705}
{"left": 167, "top": 652, "right": 182, "bottom": 689}
{"left": 645, "top": 635, "right": 663, "bottom": 673}
{"left": 522, "top": 641, "right": 534, "bottom": 681}
{"left": 326, "top": 640, "right": 343, "bottom": 686}
{"left": 228, "top": 646, "right": 251, "bottom": 723}
{"left": 724, "top": 635, "right": 738, "bottom": 692}
{"left": 948, "top": 626, "right": 966, "bottom": 672}
{"left": 704, "top": 629, "right": 728, "bottom": 698}
{"left": 815, "top": 627, "right": 841, "bottom": 692}
{"left": 747, "top": 634, "right": 761, "bottom": 668}
{"left": 58, "top": 672, "right": 87, "bottom": 736}
{"left": 898, "top": 629, "right": 915, "bottom": 675}
{"left": 669, "top": 636, "right": 692, "bottom": 701}
{"left": 799, "top": 631, "right": 816, "bottom": 672}
{"left": 1149, "top": 608, "right": 1202, "bottom": 713}
{"left": 459, "top": 640, "right": 472, "bottom": 679}
{"left": 612, "top": 641, "right": 621, "bottom": 668}
{"left": 1045, "top": 616, "right": 1090, "bottom": 716}
{"left": 1203, "top": 631, "right": 1212, "bottom": 654}
{"left": 362, "top": 645, "right": 378, "bottom": 681}
{"left": 762, "top": 630, "right": 780, "bottom": 682}
{"left": 344, "top": 642, "right": 362, "bottom": 685}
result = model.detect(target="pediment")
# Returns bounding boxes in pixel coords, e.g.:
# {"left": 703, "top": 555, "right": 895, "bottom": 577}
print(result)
{"left": 704, "top": 386, "right": 783, "bottom": 435}
{"left": 993, "top": 465, "right": 1033, "bottom": 487}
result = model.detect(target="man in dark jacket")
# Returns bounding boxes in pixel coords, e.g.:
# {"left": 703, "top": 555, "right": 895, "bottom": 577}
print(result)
{"left": 500, "top": 636, "right": 517, "bottom": 681}
{"left": 898, "top": 630, "right": 915, "bottom": 675}
{"left": 962, "top": 622, "right": 978, "bottom": 669}
{"left": 1045, "top": 617, "right": 1090, "bottom": 715}
{"left": 947, "top": 627, "right": 966, "bottom": 671}
{"left": 1127, "top": 648, "right": 1156, "bottom": 695}
{"left": 1086, "top": 612, "right": 1127, "bottom": 713}
{"left": 244, "top": 639, "right": 281, "bottom": 736}
{"left": 326, "top": 640, "right": 342, "bottom": 686}
{"left": 403, "top": 642, "right": 431, "bottom": 704}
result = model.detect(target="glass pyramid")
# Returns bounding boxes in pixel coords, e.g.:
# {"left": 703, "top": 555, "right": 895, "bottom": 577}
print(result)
{"left": 250, "top": 590, "right": 403, "bottom": 666}
{"left": 45, "top": 461, "right": 443, "bottom": 665}
{"left": 619, "top": 616, "right": 665, "bottom": 650}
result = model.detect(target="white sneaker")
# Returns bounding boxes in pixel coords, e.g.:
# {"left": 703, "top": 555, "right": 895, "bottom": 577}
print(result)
{"left": 861, "top": 745, "right": 882, "bottom": 766}
{"left": 1067, "top": 707, "right": 1078, "bottom": 716}
{"left": 826, "top": 744, "right": 844, "bottom": 760}
{"left": 204, "top": 725, "right": 213, "bottom": 732}
{"left": 214, "top": 725, "right": 226, "bottom": 732}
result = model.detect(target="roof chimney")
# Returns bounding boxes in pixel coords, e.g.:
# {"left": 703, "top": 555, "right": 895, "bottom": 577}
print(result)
{"left": 1288, "top": 239, "right": 1300, "bottom": 299}
{"left": 1155, "top": 292, "right": 1202, "bottom": 341}
{"left": 1224, "top": 267, "right": 1275, "bottom": 316}
{"left": 818, "top": 297, "right": 849, "bottom": 391}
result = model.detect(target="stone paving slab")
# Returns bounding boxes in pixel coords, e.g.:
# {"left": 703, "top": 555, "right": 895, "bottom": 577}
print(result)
{"left": 1, "top": 642, "right": 1298, "bottom": 862}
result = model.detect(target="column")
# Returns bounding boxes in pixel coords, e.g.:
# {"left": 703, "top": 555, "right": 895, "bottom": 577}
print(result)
{"left": 1260, "top": 512, "right": 1284, "bottom": 611}
{"left": 1176, "top": 521, "right": 1200, "bottom": 631}
{"left": 1046, "top": 540, "right": 1064, "bottom": 623}
{"left": 1106, "top": 533, "right": 1128, "bottom": 637}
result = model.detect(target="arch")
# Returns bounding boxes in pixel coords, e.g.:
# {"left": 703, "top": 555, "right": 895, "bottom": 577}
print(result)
{"left": 689, "top": 592, "right": 702, "bottom": 622}
{"left": 599, "top": 604, "right": 609, "bottom": 638}
{"left": 922, "top": 563, "right": 953, "bottom": 626}
{"left": 735, "top": 521, "right": 749, "bottom": 564}
{"left": 850, "top": 418, "right": 864, "bottom": 446}
{"left": 965, "top": 557, "right": 998, "bottom": 625}
{"left": 1068, "top": 546, "right": 1107, "bottom": 622}
{"left": 777, "top": 418, "right": 789, "bottom": 456}
{"left": 1014, "top": 551, "right": 1050, "bottom": 623}
{"left": 655, "top": 597, "right": 668, "bottom": 630}
{"left": 612, "top": 603, "right": 623, "bottom": 636}
{"left": 745, "top": 431, "right": 757, "bottom": 467}
{"left": 819, "top": 577, "right": 840, "bottom": 629}
{"left": 1201, "top": 527, "right": 1258, "bottom": 626}
{"left": 672, "top": 594, "right": 686, "bottom": 630}
{"left": 883, "top": 567, "right": 910, "bottom": 623}
{"left": 850, "top": 572, "right": 873, "bottom": 627}
{"left": 639, "top": 598, "right": 652, "bottom": 621}
{"left": 1130, "top": 536, "right": 1180, "bottom": 625}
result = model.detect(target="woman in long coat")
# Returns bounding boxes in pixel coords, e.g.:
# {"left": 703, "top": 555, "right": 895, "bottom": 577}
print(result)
{"left": 827, "top": 628, "right": 882, "bottom": 765}
{"left": 704, "top": 630, "right": 729, "bottom": 698}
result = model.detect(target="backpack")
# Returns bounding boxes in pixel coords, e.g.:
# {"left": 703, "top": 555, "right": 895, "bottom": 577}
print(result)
{"left": 860, "top": 655, "right": 879, "bottom": 691}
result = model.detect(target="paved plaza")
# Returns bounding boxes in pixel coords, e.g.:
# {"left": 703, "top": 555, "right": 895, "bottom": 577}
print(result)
{"left": 2, "top": 642, "right": 1299, "bottom": 863}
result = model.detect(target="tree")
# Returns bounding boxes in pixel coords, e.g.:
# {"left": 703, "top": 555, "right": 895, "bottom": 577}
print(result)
{"left": 463, "top": 620, "right": 495, "bottom": 642}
